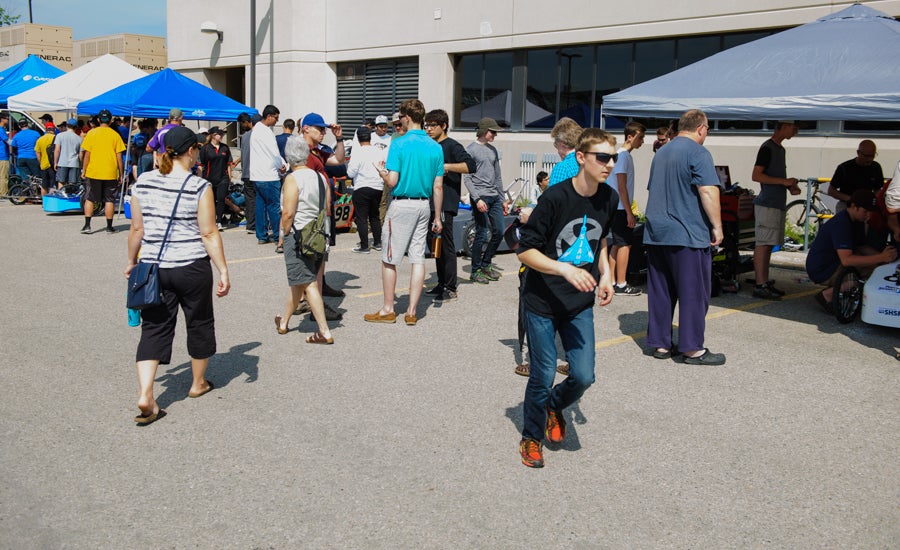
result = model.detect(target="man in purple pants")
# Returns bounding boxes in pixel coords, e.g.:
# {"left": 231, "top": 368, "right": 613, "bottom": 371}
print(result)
{"left": 643, "top": 109, "right": 726, "bottom": 365}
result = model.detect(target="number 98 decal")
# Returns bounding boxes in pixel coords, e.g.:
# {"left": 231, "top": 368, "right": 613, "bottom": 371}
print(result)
{"left": 333, "top": 203, "right": 354, "bottom": 228}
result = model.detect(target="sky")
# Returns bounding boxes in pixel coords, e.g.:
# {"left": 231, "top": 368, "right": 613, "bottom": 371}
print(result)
{"left": 1, "top": 0, "right": 166, "bottom": 40}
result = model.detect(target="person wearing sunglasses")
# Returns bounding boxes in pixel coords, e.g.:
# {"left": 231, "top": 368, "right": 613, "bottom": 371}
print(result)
{"left": 643, "top": 109, "right": 726, "bottom": 366}
{"left": 516, "top": 128, "right": 618, "bottom": 468}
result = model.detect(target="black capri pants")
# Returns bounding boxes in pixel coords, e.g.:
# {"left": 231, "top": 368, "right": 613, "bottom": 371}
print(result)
{"left": 136, "top": 257, "right": 216, "bottom": 364}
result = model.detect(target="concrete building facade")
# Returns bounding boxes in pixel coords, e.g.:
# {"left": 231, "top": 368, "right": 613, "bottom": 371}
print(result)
{"left": 167, "top": 0, "right": 900, "bottom": 204}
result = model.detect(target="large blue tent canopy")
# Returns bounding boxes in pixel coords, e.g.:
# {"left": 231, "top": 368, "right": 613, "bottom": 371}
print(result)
{"left": 0, "top": 55, "right": 65, "bottom": 106}
{"left": 602, "top": 4, "right": 900, "bottom": 121}
{"left": 78, "top": 68, "right": 257, "bottom": 120}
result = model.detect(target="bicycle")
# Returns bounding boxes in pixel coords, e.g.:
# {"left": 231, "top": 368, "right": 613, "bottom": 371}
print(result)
{"left": 783, "top": 178, "right": 834, "bottom": 251}
{"left": 6, "top": 175, "right": 43, "bottom": 205}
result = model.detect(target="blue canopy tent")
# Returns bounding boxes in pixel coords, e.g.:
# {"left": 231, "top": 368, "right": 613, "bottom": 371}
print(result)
{"left": 78, "top": 68, "right": 257, "bottom": 218}
{"left": 77, "top": 68, "right": 257, "bottom": 120}
{"left": 0, "top": 55, "right": 65, "bottom": 106}
{"left": 602, "top": 4, "right": 900, "bottom": 121}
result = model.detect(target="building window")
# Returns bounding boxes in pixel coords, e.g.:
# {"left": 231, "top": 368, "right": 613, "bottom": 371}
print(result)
{"left": 456, "top": 52, "right": 513, "bottom": 128}
{"left": 336, "top": 58, "right": 418, "bottom": 128}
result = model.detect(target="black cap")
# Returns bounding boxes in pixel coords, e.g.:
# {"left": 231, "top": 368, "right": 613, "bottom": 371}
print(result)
{"left": 849, "top": 189, "right": 878, "bottom": 212}
{"left": 208, "top": 126, "right": 226, "bottom": 135}
{"left": 98, "top": 109, "right": 112, "bottom": 123}
{"left": 39, "top": 113, "right": 53, "bottom": 122}
{"left": 164, "top": 126, "right": 200, "bottom": 155}
{"left": 356, "top": 125, "right": 372, "bottom": 142}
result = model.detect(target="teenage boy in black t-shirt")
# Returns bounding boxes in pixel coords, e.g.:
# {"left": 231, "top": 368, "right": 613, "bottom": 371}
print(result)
{"left": 517, "top": 128, "right": 618, "bottom": 468}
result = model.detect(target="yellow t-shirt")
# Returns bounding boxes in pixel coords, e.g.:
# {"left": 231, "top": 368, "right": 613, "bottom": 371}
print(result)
{"left": 81, "top": 126, "right": 125, "bottom": 180}
{"left": 35, "top": 133, "right": 55, "bottom": 170}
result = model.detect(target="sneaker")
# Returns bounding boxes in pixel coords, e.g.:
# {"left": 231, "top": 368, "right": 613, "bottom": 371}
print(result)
{"left": 372, "top": 243, "right": 382, "bottom": 251}
{"left": 614, "top": 283, "right": 642, "bottom": 296}
{"left": 519, "top": 438, "right": 544, "bottom": 468}
{"left": 470, "top": 269, "right": 490, "bottom": 284}
{"left": 436, "top": 289, "right": 458, "bottom": 302}
{"left": 483, "top": 266, "right": 501, "bottom": 281}
{"left": 322, "top": 283, "right": 345, "bottom": 297}
{"left": 258, "top": 239, "right": 271, "bottom": 245}
{"left": 425, "top": 285, "right": 444, "bottom": 296}
{"left": 814, "top": 290, "right": 834, "bottom": 314}
{"left": 545, "top": 407, "right": 567, "bottom": 444}
{"left": 764, "top": 280, "right": 786, "bottom": 297}
{"left": 310, "top": 303, "right": 343, "bottom": 321}
{"left": 217, "top": 223, "right": 224, "bottom": 231}
{"left": 105, "top": 227, "right": 116, "bottom": 234}
{"left": 80, "top": 225, "right": 91, "bottom": 234}
{"left": 294, "top": 299, "right": 311, "bottom": 315}
{"left": 352, "top": 246, "right": 370, "bottom": 254}
{"left": 752, "top": 285, "right": 782, "bottom": 300}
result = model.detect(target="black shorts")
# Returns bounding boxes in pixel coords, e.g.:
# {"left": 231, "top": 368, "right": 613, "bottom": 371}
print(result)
{"left": 136, "top": 257, "right": 216, "bottom": 364}
{"left": 86, "top": 178, "right": 119, "bottom": 204}
{"left": 609, "top": 210, "right": 634, "bottom": 248}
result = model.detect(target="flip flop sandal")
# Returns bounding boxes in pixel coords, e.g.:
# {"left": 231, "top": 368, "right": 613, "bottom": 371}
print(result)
{"left": 134, "top": 409, "right": 167, "bottom": 426}
{"left": 306, "top": 332, "right": 334, "bottom": 345}
{"left": 514, "top": 363, "right": 530, "bottom": 377}
{"left": 275, "top": 315, "right": 288, "bottom": 335}
{"left": 556, "top": 363, "right": 570, "bottom": 376}
{"left": 188, "top": 380, "right": 215, "bottom": 398}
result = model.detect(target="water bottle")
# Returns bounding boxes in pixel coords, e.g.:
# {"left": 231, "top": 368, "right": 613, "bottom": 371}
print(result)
{"left": 432, "top": 233, "right": 442, "bottom": 259}
{"left": 127, "top": 290, "right": 141, "bottom": 327}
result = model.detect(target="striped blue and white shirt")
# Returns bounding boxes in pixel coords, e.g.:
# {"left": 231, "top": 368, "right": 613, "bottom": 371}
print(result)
{"left": 132, "top": 169, "right": 211, "bottom": 268}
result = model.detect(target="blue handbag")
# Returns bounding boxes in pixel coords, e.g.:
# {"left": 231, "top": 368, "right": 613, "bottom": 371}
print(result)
{"left": 126, "top": 174, "right": 191, "bottom": 310}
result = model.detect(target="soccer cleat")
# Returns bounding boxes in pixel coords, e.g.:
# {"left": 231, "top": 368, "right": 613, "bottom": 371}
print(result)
{"left": 519, "top": 438, "right": 544, "bottom": 468}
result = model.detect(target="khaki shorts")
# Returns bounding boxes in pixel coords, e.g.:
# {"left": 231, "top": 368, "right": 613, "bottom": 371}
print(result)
{"left": 382, "top": 199, "right": 430, "bottom": 266}
{"left": 754, "top": 205, "right": 786, "bottom": 246}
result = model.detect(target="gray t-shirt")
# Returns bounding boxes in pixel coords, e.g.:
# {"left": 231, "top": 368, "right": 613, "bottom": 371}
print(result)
{"left": 753, "top": 138, "right": 788, "bottom": 209}
{"left": 239, "top": 129, "right": 252, "bottom": 181}
{"left": 643, "top": 136, "right": 721, "bottom": 249}
{"left": 55, "top": 130, "right": 82, "bottom": 168}
{"left": 463, "top": 141, "right": 502, "bottom": 200}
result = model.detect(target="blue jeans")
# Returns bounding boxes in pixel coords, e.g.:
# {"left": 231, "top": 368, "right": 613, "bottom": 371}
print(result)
{"left": 254, "top": 180, "right": 281, "bottom": 241}
{"left": 471, "top": 195, "right": 505, "bottom": 271}
{"left": 522, "top": 307, "right": 595, "bottom": 441}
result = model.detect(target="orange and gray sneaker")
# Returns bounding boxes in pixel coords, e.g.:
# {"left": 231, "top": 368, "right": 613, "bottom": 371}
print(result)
{"left": 545, "top": 406, "right": 566, "bottom": 444}
{"left": 520, "top": 438, "right": 544, "bottom": 468}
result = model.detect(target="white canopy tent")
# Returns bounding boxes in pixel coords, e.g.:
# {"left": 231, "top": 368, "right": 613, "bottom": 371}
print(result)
{"left": 7, "top": 54, "right": 147, "bottom": 113}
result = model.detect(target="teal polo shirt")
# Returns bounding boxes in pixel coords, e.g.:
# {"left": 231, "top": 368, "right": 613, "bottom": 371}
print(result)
{"left": 385, "top": 129, "right": 444, "bottom": 198}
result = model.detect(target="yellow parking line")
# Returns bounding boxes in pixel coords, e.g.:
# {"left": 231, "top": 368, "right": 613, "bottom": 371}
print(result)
{"left": 596, "top": 288, "right": 821, "bottom": 350}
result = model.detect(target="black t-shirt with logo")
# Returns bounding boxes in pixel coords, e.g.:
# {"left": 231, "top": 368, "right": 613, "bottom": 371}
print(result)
{"left": 518, "top": 178, "right": 617, "bottom": 319}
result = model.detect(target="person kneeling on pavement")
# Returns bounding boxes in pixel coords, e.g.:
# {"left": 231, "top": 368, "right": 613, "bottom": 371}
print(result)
{"left": 805, "top": 189, "right": 898, "bottom": 313}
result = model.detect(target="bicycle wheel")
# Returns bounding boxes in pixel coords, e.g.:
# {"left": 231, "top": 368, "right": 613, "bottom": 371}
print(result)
{"left": 8, "top": 183, "right": 31, "bottom": 205}
{"left": 783, "top": 200, "right": 821, "bottom": 249}
{"left": 832, "top": 267, "right": 862, "bottom": 324}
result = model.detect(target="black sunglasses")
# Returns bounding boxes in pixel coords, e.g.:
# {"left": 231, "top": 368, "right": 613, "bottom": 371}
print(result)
{"left": 585, "top": 152, "right": 618, "bottom": 164}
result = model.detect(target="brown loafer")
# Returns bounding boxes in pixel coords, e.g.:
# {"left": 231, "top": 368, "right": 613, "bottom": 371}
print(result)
{"left": 404, "top": 313, "right": 417, "bottom": 326}
{"left": 274, "top": 315, "right": 287, "bottom": 335}
{"left": 364, "top": 311, "right": 396, "bottom": 323}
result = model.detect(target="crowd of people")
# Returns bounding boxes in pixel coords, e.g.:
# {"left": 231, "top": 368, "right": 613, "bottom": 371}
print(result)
{"left": 10, "top": 100, "right": 893, "bottom": 468}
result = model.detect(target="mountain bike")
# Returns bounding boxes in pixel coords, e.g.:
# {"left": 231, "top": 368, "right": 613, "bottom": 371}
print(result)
{"left": 783, "top": 178, "right": 833, "bottom": 251}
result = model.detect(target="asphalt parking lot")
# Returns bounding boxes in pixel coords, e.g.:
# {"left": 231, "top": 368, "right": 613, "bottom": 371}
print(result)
{"left": 1, "top": 203, "right": 897, "bottom": 548}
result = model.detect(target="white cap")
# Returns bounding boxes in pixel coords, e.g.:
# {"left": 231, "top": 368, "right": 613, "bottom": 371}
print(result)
{"left": 375, "top": 115, "right": 389, "bottom": 125}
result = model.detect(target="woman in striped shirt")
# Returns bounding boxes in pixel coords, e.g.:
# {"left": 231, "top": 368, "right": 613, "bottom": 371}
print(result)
{"left": 125, "top": 126, "right": 230, "bottom": 426}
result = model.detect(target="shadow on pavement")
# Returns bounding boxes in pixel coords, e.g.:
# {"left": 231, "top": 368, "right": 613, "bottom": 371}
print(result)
{"left": 154, "top": 341, "right": 261, "bottom": 410}
{"left": 504, "top": 400, "right": 587, "bottom": 452}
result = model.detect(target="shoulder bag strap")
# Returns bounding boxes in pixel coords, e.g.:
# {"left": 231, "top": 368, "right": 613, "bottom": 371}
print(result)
{"left": 155, "top": 173, "right": 193, "bottom": 263}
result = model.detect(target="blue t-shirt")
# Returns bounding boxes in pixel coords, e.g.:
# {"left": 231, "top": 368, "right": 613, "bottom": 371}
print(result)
{"left": 643, "top": 136, "right": 721, "bottom": 249}
{"left": 0, "top": 126, "right": 8, "bottom": 161}
{"left": 385, "top": 129, "right": 444, "bottom": 198}
{"left": 10, "top": 129, "right": 41, "bottom": 159}
{"left": 805, "top": 210, "right": 859, "bottom": 283}
{"left": 549, "top": 151, "right": 578, "bottom": 187}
